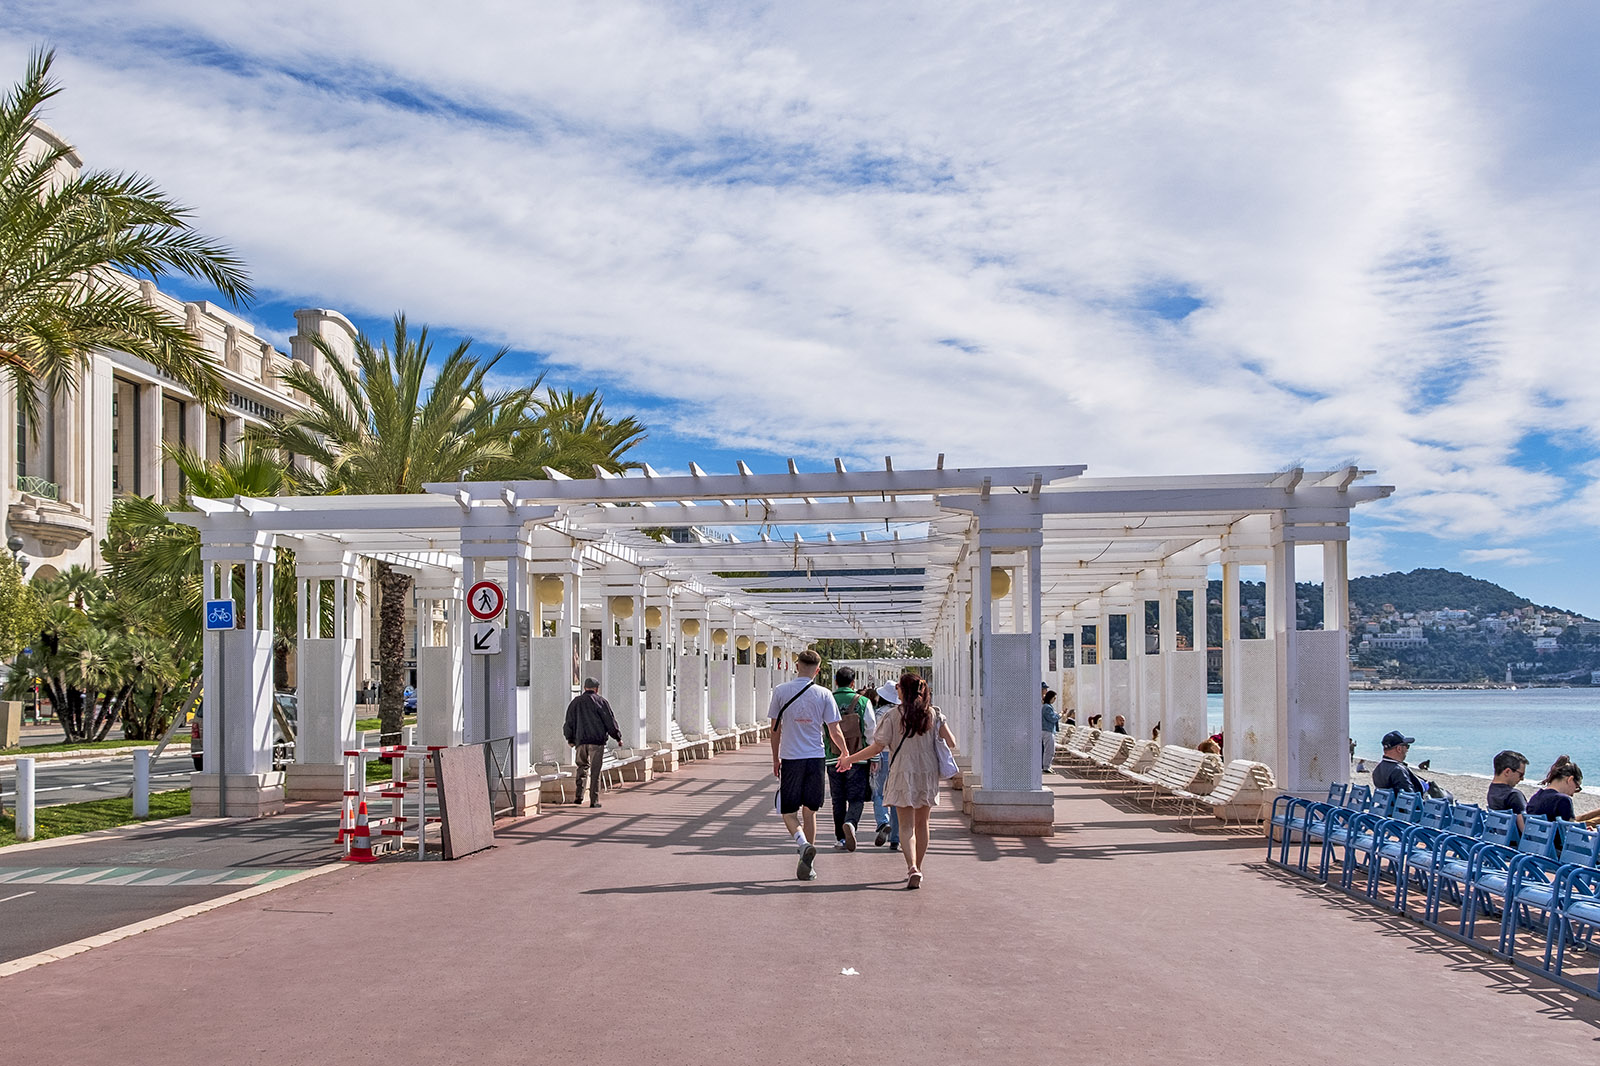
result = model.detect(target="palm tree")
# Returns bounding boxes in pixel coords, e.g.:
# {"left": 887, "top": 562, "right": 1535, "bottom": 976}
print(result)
{"left": 0, "top": 49, "right": 253, "bottom": 423}
{"left": 480, "top": 387, "right": 647, "bottom": 480}
{"left": 104, "top": 444, "right": 298, "bottom": 689}
{"left": 250, "top": 316, "right": 523, "bottom": 743}
{"left": 251, "top": 316, "right": 649, "bottom": 744}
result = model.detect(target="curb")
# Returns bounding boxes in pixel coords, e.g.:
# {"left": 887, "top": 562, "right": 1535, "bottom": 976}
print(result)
{"left": 0, "top": 744, "right": 184, "bottom": 769}
{"left": 0, "top": 861, "right": 347, "bottom": 979}
{"left": 1, "top": 813, "right": 231, "bottom": 855}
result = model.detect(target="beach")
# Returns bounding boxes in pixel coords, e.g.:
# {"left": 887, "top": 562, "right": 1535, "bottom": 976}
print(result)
{"left": 1350, "top": 762, "right": 1600, "bottom": 817}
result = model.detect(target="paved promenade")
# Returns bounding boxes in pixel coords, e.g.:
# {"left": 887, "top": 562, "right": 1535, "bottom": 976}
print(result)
{"left": 5, "top": 753, "right": 1599, "bottom": 1064}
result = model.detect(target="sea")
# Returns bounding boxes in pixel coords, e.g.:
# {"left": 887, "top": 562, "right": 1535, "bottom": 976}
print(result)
{"left": 1205, "top": 688, "right": 1600, "bottom": 779}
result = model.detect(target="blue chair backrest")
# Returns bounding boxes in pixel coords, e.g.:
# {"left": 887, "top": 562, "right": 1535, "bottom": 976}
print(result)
{"left": 1557, "top": 824, "right": 1600, "bottom": 867}
{"left": 1517, "top": 816, "right": 1559, "bottom": 858}
{"left": 1390, "top": 791, "right": 1423, "bottom": 823}
{"left": 1326, "top": 782, "right": 1348, "bottom": 806}
{"left": 1346, "top": 784, "right": 1371, "bottom": 810}
{"left": 1445, "top": 805, "right": 1484, "bottom": 838}
{"left": 1369, "top": 789, "right": 1398, "bottom": 818}
{"left": 1481, "top": 809, "right": 1519, "bottom": 847}
{"left": 1417, "top": 797, "right": 1452, "bottom": 831}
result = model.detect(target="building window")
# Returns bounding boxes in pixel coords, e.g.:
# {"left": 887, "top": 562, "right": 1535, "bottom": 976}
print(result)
{"left": 15, "top": 393, "right": 25, "bottom": 481}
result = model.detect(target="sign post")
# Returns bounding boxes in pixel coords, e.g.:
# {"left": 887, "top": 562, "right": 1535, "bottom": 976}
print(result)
{"left": 204, "top": 599, "right": 235, "bottom": 815}
{"left": 465, "top": 581, "right": 505, "bottom": 747}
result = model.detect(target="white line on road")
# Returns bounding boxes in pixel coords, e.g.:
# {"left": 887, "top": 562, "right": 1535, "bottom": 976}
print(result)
{"left": 0, "top": 891, "right": 37, "bottom": 904}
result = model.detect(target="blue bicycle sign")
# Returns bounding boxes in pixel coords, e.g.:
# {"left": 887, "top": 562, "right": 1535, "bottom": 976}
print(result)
{"left": 204, "top": 599, "right": 236, "bottom": 630}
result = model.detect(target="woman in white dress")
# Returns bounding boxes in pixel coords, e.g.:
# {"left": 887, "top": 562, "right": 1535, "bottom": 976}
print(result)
{"left": 837, "top": 674, "right": 958, "bottom": 889}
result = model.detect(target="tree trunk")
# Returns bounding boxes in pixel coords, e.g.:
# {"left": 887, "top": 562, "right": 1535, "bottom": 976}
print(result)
{"left": 273, "top": 641, "right": 291, "bottom": 693}
{"left": 376, "top": 561, "right": 413, "bottom": 746}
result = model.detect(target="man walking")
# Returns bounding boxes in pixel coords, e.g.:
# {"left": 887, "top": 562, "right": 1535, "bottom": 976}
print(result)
{"left": 769, "top": 649, "right": 851, "bottom": 881}
{"left": 828, "top": 666, "right": 875, "bottom": 852}
{"left": 564, "top": 677, "right": 622, "bottom": 808}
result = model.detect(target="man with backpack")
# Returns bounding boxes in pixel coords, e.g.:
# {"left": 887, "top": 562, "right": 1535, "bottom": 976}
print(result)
{"left": 827, "top": 666, "right": 876, "bottom": 853}
{"left": 769, "top": 649, "right": 851, "bottom": 881}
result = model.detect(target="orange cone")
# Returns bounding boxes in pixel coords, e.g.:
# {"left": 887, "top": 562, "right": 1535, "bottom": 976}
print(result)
{"left": 343, "top": 799, "right": 377, "bottom": 863}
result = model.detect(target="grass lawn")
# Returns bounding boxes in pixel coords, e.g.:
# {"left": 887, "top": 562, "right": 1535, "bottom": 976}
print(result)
{"left": 0, "top": 738, "right": 167, "bottom": 757}
{"left": 354, "top": 715, "right": 417, "bottom": 733}
{"left": 0, "top": 789, "right": 191, "bottom": 848}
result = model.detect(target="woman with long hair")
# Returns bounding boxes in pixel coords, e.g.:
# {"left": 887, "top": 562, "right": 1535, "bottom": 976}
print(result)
{"left": 1527, "top": 755, "right": 1583, "bottom": 822}
{"left": 837, "top": 673, "right": 958, "bottom": 889}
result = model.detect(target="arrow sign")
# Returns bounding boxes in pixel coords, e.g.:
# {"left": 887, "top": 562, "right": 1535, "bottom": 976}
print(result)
{"left": 467, "top": 580, "right": 505, "bottom": 621}
{"left": 470, "top": 622, "right": 502, "bottom": 655}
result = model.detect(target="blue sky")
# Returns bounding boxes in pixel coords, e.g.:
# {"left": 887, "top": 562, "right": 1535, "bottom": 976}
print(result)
{"left": 5, "top": 2, "right": 1600, "bottom": 614}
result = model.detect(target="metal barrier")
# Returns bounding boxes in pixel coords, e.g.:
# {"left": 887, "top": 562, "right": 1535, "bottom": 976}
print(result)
{"left": 484, "top": 737, "right": 516, "bottom": 818}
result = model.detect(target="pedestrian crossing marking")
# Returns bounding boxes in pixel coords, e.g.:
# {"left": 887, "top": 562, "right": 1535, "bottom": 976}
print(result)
{"left": 0, "top": 866, "right": 306, "bottom": 888}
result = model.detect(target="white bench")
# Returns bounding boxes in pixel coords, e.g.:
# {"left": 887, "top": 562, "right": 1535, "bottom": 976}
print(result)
{"left": 1120, "top": 745, "right": 1206, "bottom": 806}
{"left": 1172, "top": 760, "right": 1277, "bottom": 826}
{"left": 669, "top": 721, "right": 712, "bottom": 761}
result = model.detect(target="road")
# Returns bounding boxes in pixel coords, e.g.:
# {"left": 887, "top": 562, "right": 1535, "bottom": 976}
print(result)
{"left": 0, "top": 750, "right": 194, "bottom": 807}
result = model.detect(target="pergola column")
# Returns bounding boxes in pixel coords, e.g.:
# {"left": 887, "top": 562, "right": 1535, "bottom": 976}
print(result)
{"left": 733, "top": 619, "right": 757, "bottom": 731}
{"left": 642, "top": 580, "right": 676, "bottom": 769}
{"left": 414, "top": 568, "right": 464, "bottom": 751}
{"left": 460, "top": 520, "right": 538, "bottom": 813}
{"left": 285, "top": 549, "right": 361, "bottom": 801}
{"left": 675, "top": 595, "right": 709, "bottom": 743}
{"left": 969, "top": 516, "right": 1054, "bottom": 836}
{"left": 527, "top": 540, "right": 580, "bottom": 783}
{"left": 1275, "top": 525, "right": 1352, "bottom": 795}
{"left": 599, "top": 571, "right": 646, "bottom": 749}
{"left": 1223, "top": 544, "right": 1278, "bottom": 770}
{"left": 706, "top": 610, "right": 736, "bottom": 744}
{"left": 192, "top": 531, "right": 282, "bottom": 817}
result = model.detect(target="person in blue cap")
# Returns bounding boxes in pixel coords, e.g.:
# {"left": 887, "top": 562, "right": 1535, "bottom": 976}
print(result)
{"left": 1371, "top": 731, "right": 1428, "bottom": 793}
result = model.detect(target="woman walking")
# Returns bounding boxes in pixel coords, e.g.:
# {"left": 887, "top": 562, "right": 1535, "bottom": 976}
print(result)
{"left": 1041, "top": 689, "right": 1060, "bottom": 773}
{"left": 837, "top": 674, "right": 958, "bottom": 889}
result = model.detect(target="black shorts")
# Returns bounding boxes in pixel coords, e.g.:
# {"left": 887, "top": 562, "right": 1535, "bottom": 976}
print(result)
{"left": 779, "top": 757, "right": 826, "bottom": 814}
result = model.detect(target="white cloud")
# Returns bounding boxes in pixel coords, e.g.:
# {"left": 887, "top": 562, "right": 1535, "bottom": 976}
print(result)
{"left": 6, "top": 1, "right": 1600, "bottom": 551}
{"left": 1460, "top": 547, "right": 1543, "bottom": 567}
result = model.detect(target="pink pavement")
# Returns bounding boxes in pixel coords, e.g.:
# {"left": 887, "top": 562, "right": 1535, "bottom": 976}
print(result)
{"left": 7, "top": 753, "right": 1600, "bottom": 1064}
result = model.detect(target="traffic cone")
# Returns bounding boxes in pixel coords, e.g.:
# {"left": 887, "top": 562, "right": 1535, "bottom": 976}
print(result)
{"left": 343, "top": 800, "right": 377, "bottom": 863}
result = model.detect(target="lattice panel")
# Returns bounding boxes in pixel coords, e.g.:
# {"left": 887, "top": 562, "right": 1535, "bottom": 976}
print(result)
{"left": 982, "top": 633, "right": 1037, "bottom": 791}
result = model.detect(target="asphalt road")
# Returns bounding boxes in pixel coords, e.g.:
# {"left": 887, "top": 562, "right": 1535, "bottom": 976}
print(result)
{"left": 0, "top": 750, "right": 195, "bottom": 807}
{"left": 0, "top": 805, "right": 343, "bottom": 965}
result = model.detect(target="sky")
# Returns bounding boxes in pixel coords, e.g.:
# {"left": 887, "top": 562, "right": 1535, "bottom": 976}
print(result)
{"left": 4, "top": 2, "right": 1600, "bottom": 613}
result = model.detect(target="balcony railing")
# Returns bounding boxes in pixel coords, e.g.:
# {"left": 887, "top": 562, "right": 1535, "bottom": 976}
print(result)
{"left": 16, "top": 475, "right": 59, "bottom": 500}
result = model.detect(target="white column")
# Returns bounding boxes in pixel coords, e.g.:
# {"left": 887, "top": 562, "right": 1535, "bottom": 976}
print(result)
{"left": 185, "top": 401, "right": 209, "bottom": 462}
{"left": 138, "top": 383, "right": 163, "bottom": 499}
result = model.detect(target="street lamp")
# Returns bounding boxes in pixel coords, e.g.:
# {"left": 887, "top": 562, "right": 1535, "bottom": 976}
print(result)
{"left": 6, "top": 534, "right": 25, "bottom": 576}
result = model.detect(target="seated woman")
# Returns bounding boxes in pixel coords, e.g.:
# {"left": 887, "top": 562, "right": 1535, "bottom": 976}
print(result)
{"left": 1527, "top": 756, "right": 1583, "bottom": 821}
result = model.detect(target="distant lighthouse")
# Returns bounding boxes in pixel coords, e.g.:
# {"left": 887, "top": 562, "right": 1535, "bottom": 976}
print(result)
{"left": 1505, "top": 663, "right": 1514, "bottom": 686}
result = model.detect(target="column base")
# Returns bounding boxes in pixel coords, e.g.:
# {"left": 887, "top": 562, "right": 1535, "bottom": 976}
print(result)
{"left": 508, "top": 776, "right": 543, "bottom": 816}
{"left": 190, "top": 771, "right": 286, "bottom": 818}
{"left": 284, "top": 762, "right": 346, "bottom": 801}
{"left": 966, "top": 786, "right": 1055, "bottom": 837}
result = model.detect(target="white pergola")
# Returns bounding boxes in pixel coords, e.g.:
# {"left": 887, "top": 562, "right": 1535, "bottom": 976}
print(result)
{"left": 179, "top": 461, "right": 1390, "bottom": 833}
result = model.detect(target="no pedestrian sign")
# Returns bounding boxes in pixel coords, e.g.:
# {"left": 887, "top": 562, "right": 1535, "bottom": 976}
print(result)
{"left": 467, "top": 580, "right": 504, "bottom": 621}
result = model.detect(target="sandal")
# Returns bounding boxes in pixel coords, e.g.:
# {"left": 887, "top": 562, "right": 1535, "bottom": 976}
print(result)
{"left": 906, "top": 869, "right": 922, "bottom": 890}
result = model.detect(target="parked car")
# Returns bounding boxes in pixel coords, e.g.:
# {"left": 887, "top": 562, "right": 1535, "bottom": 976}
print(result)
{"left": 189, "top": 692, "right": 298, "bottom": 771}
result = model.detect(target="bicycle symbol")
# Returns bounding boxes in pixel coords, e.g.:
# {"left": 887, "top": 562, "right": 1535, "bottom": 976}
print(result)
{"left": 209, "top": 606, "right": 230, "bottom": 623}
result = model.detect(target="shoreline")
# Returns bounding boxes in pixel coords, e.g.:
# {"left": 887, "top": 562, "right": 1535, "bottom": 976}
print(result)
{"left": 1350, "top": 761, "right": 1600, "bottom": 817}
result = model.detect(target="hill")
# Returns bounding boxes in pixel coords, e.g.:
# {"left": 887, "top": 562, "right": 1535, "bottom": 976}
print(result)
{"left": 1349, "top": 568, "right": 1537, "bottom": 616}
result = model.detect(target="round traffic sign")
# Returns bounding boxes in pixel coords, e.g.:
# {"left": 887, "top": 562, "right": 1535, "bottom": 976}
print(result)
{"left": 467, "top": 580, "right": 505, "bottom": 621}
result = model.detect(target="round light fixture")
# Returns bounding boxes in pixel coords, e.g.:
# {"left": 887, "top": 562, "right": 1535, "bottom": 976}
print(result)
{"left": 990, "top": 567, "right": 1012, "bottom": 599}
{"left": 644, "top": 606, "right": 662, "bottom": 628}
{"left": 609, "top": 596, "right": 634, "bottom": 619}
{"left": 536, "top": 576, "right": 564, "bottom": 606}
{"left": 681, "top": 618, "right": 701, "bottom": 637}
{"left": 711, "top": 627, "right": 728, "bottom": 645}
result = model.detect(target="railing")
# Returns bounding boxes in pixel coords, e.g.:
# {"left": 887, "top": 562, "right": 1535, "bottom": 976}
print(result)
{"left": 16, "top": 475, "right": 59, "bottom": 500}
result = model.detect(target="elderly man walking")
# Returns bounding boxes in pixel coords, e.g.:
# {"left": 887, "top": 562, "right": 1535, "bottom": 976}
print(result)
{"left": 565, "top": 677, "right": 622, "bottom": 808}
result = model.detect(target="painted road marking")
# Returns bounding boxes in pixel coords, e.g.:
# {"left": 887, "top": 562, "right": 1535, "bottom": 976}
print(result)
{"left": 0, "top": 891, "right": 35, "bottom": 904}
{"left": 0, "top": 866, "right": 307, "bottom": 888}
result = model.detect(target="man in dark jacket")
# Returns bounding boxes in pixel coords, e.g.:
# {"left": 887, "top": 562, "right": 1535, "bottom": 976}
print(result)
{"left": 564, "top": 677, "right": 622, "bottom": 808}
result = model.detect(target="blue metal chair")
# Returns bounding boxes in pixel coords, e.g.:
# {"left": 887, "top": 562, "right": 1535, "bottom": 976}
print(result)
{"left": 1342, "top": 790, "right": 1422, "bottom": 891}
{"left": 1463, "top": 815, "right": 1557, "bottom": 943}
{"left": 1291, "top": 784, "right": 1369, "bottom": 877}
{"left": 1270, "top": 783, "right": 1345, "bottom": 867}
{"left": 1549, "top": 861, "right": 1600, "bottom": 994}
{"left": 1511, "top": 824, "right": 1600, "bottom": 964}
{"left": 1318, "top": 789, "right": 1394, "bottom": 883}
{"left": 1362, "top": 796, "right": 1451, "bottom": 912}
{"left": 1424, "top": 807, "right": 1511, "bottom": 927}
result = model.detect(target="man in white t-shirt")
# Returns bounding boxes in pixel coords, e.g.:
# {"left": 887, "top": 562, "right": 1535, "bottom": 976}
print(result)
{"left": 769, "top": 648, "right": 849, "bottom": 881}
